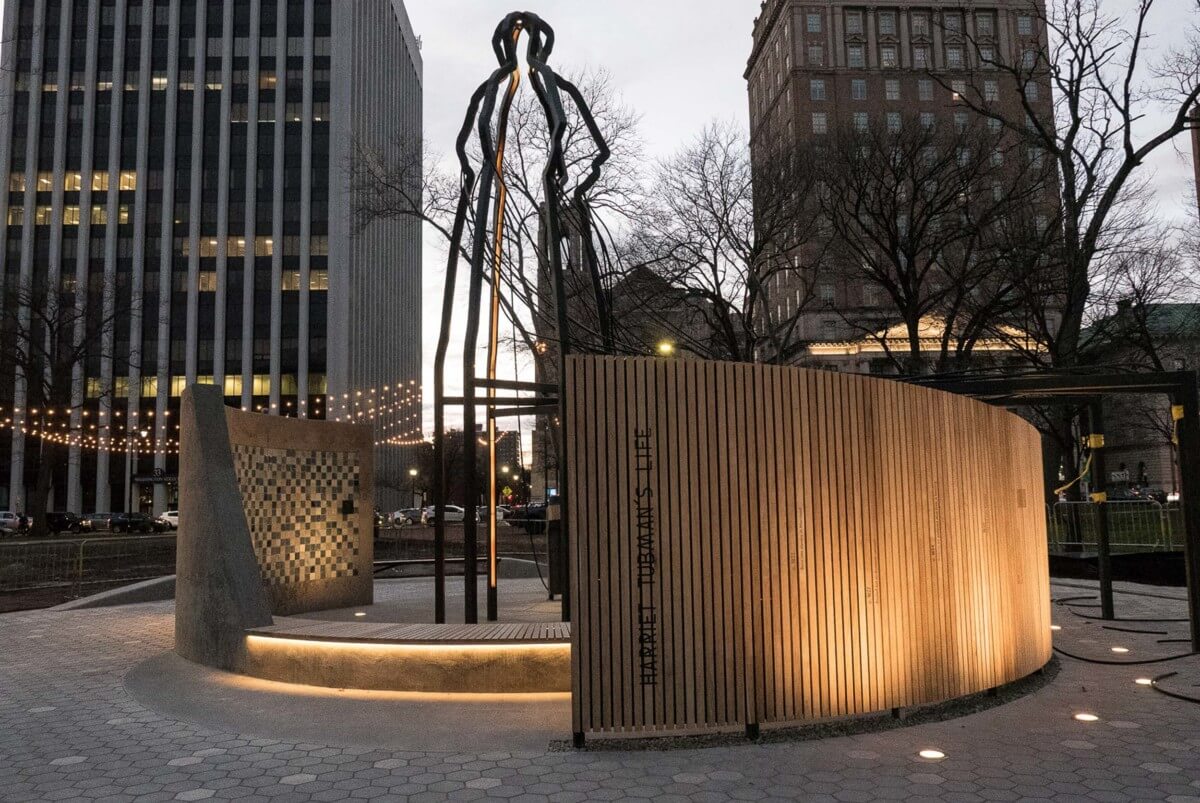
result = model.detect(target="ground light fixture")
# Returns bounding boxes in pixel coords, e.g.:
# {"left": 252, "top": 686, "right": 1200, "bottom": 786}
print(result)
{"left": 1074, "top": 713, "right": 1100, "bottom": 722}
{"left": 1111, "top": 647, "right": 1129, "bottom": 653}
{"left": 354, "top": 612, "right": 366, "bottom": 617}
{"left": 1050, "top": 624, "right": 1062, "bottom": 631}
{"left": 1135, "top": 678, "right": 1153, "bottom": 686}
{"left": 918, "top": 749, "right": 946, "bottom": 760}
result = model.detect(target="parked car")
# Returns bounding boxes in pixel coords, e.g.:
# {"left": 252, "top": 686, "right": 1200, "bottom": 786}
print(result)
{"left": 110, "top": 512, "right": 161, "bottom": 534}
{"left": 46, "top": 511, "right": 83, "bottom": 535}
{"left": 157, "top": 511, "right": 179, "bottom": 530}
{"left": 392, "top": 508, "right": 422, "bottom": 526}
{"left": 0, "top": 511, "right": 23, "bottom": 536}
{"left": 506, "top": 503, "right": 547, "bottom": 534}
{"left": 82, "top": 513, "right": 114, "bottom": 532}
{"left": 422, "top": 505, "right": 466, "bottom": 525}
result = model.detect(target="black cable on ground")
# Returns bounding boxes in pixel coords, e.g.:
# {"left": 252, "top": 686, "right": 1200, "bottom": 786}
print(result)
{"left": 1102, "top": 625, "right": 1170, "bottom": 635}
{"left": 525, "top": 525, "right": 549, "bottom": 592}
{"left": 1151, "top": 671, "right": 1200, "bottom": 705}
{"left": 1052, "top": 645, "right": 1197, "bottom": 665}
{"left": 1068, "top": 608, "right": 1191, "bottom": 623}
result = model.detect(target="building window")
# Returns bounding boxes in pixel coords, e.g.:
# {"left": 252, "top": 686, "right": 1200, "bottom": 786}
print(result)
{"left": 954, "top": 111, "right": 969, "bottom": 132}
{"left": 7, "top": 206, "right": 23, "bottom": 225}
{"left": 951, "top": 80, "right": 967, "bottom": 100}
{"left": 988, "top": 118, "right": 1002, "bottom": 133}
{"left": 878, "top": 11, "right": 896, "bottom": 36}
{"left": 812, "top": 112, "right": 828, "bottom": 134}
{"left": 37, "top": 172, "right": 54, "bottom": 191}
{"left": 985, "top": 80, "right": 999, "bottom": 101}
{"left": 819, "top": 284, "right": 836, "bottom": 302}
{"left": 846, "top": 10, "right": 863, "bottom": 35}
{"left": 810, "top": 79, "right": 826, "bottom": 101}
{"left": 918, "top": 79, "right": 933, "bottom": 101}
{"left": 808, "top": 44, "right": 824, "bottom": 66}
{"left": 62, "top": 206, "right": 81, "bottom": 225}
{"left": 848, "top": 44, "right": 865, "bottom": 68}
{"left": 118, "top": 171, "right": 137, "bottom": 191}
{"left": 885, "top": 79, "right": 900, "bottom": 101}
{"left": 880, "top": 45, "right": 897, "bottom": 68}
{"left": 853, "top": 112, "right": 869, "bottom": 133}
{"left": 254, "top": 236, "right": 274, "bottom": 256}
{"left": 152, "top": 73, "right": 168, "bottom": 90}
{"left": 946, "top": 46, "right": 964, "bottom": 69}
{"left": 851, "top": 78, "right": 867, "bottom": 100}
{"left": 979, "top": 46, "right": 995, "bottom": 68}
{"left": 1025, "top": 82, "right": 1040, "bottom": 102}
{"left": 309, "top": 270, "right": 329, "bottom": 291}
{"left": 807, "top": 11, "right": 822, "bottom": 33}
{"left": 887, "top": 112, "right": 901, "bottom": 133}
{"left": 310, "top": 236, "right": 329, "bottom": 256}
{"left": 92, "top": 172, "right": 109, "bottom": 191}
{"left": 1022, "top": 49, "right": 1037, "bottom": 70}
{"left": 912, "top": 13, "right": 929, "bottom": 36}
{"left": 991, "top": 151, "right": 1004, "bottom": 167}
{"left": 913, "top": 46, "right": 930, "bottom": 68}
{"left": 9, "top": 173, "right": 25, "bottom": 191}
{"left": 943, "top": 12, "right": 962, "bottom": 34}
{"left": 282, "top": 270, "right": 302, "bottom": 291}
{"left": 920, "top": 112, "right": 935, "bottom": 130}
{"left": 259, "top": 71, "right": 277, "bottom": 89}
{"left": 33, "top": 205, "right": 53, "bottom": 225}
{"left": 976, "top": 13, "right": 994, "bottom": 38}
{"left": 1017, "top": 15, "right": 1033, "bottom": 36}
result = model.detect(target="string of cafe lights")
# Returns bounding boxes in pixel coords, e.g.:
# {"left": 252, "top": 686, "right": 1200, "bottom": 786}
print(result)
{"left": 0, "top": 378, "right": 428, "bottom": 452}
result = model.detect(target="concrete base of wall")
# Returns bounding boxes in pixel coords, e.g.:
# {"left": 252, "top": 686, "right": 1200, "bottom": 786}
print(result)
{"left": 240, "top": 633, "right": 570, "bottom": 694}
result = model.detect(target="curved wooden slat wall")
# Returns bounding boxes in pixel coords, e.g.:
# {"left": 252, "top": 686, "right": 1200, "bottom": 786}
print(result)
{"left": 566, "top": 356, "right": 1051, "bottom": 737}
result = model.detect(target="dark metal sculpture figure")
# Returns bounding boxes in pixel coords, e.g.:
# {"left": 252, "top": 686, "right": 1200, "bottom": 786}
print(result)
{"left": 433, "top": 13, "right": 612, "bottom": 623}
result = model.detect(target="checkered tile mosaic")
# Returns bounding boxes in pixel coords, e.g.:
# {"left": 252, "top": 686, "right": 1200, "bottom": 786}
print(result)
{"left": 231, "top": 444, "right": 362, "bottom": 589}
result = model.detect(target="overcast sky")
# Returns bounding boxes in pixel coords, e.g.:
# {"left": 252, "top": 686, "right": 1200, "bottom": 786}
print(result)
{"left": 404, "top": 0, "right": 1199, "bottom": 448}
{"left": 403, "top": 0, "right": 767, "bottom": 443}
{"left": 2, "top": 0, "right": 1195, "bottom": 452}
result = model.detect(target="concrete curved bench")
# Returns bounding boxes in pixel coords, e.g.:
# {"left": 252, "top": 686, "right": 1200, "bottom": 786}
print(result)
{"left": 241, "top": 619, "right": 571, "bottom": 694}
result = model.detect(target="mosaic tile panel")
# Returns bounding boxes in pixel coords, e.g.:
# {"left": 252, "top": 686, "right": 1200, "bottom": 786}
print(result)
{"left": 230, "top": 444, "right": 362, "bottom": 589}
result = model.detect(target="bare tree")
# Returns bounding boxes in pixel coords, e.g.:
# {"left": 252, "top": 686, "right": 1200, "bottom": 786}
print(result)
{"left": 814, "top": 113, "right": 1051, "bottom": 373}
{"left": 0, "top": 278, "right": 135, "bottom": 536}
{"left": 946, "top": 0, "right": 1200, "bottom": 368}
{"left": 619, "top": 121, "right": 831, "bottom": 363}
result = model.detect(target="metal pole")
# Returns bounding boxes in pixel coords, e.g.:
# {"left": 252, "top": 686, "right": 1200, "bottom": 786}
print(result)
{"left": 1172, "top": 378, "right": 1200, "bottom": 651}
{"left": 1088, "top": 403, "right": 1114, "bottom": 620}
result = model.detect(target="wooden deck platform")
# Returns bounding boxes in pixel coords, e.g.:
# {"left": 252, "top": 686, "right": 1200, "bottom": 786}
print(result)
{"left": 248, "top": 618, "right": 570, "bottom": 645}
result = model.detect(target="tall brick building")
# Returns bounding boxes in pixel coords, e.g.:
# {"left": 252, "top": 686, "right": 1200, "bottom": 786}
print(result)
{"left": 745, "top": 1, "right": 1054, "bottom": 368}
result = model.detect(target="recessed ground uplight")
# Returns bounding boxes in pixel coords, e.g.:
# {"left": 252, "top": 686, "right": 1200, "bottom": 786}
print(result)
{"left": 354, "top": 612, "right": 367, "bottom": 617}
{"left": 1135, "top": 678, "right": 1153, "bottom": 686}
{"left": 1111, "top": 647, "right": 1129, "bottom": 653}
{"left": 1074, "top": 713, "right": 1100, "bottom": 722}
{"left": 918, "top": 749, "right": 946, "bottom": 760}
{"left": 1050, "top": 625, "right": 1062, "bottom": 631}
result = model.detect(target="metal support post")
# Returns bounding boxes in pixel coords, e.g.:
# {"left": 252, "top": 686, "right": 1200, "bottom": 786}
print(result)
{"left": 1172, "top": 380, "right": 1200, "bottom": 652}
{"left": 1087, "top": 403, "right": 1114, "bottom": 620}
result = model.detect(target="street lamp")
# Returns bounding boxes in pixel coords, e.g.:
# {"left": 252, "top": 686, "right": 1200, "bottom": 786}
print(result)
{"left": 656, "top": 340, "right": 676, "bottom": 357}
{"left": 408, "top": 467, "right": 419, "bottom": 507}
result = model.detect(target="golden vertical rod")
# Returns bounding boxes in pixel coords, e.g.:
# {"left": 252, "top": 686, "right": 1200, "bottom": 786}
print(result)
{"left": 486, "top": 30, "right": 521, "bottom": 622}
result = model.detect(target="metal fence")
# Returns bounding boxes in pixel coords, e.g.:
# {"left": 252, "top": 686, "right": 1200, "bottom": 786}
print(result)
{"left": 0, "top": 534, "right": 179, "bottom": 593}
{"left": 0, "top": 524, "right": 548, "bottom": 611}
{"left": 1046, "top": 500, "right": 1185, "bottom": 554}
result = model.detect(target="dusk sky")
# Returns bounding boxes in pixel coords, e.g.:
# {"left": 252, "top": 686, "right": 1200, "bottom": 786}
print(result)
{"left": 1, "top": 0, "right": 1196, "bottom": 449}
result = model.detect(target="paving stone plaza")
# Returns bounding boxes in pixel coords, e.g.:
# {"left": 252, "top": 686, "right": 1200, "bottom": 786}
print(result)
{"left": 3, "top": 579, "right": 1200, "bottom": 802}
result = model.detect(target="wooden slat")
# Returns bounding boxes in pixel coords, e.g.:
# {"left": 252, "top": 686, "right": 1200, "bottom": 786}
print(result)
{"left": 567, "top": 355, "right": 1052, "bottom": 736}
